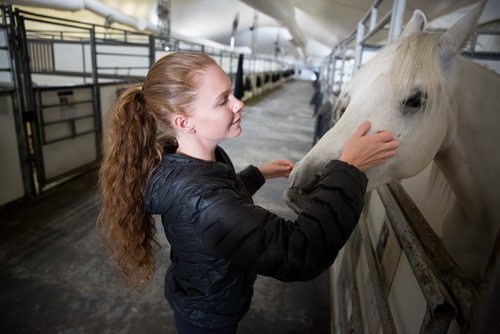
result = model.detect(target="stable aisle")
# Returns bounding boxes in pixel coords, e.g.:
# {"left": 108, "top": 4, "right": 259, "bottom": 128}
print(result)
{"left": 223, "top": 79, "right": 330, "bottom": 334}
{"left": 0, "top": 79, "right": 330, "bottom": 334}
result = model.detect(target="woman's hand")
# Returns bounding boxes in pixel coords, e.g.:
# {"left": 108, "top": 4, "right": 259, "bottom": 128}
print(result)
{"left": 339, "top": 121, "right": 400, "bottom": 172}
{"left": 258, "top": 159, "right": 294, "bottom": 179}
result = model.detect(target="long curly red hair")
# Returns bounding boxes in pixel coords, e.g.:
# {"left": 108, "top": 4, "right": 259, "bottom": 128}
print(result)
{"left": 97, "top": 52, "right": 217, "bottom": 284}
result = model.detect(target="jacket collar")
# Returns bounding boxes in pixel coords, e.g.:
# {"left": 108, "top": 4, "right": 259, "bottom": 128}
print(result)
{"left": 161, "top": 143, "right": 235, "bottom": 173}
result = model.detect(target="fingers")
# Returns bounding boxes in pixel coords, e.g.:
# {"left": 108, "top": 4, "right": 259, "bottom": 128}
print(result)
{"left": 353, "top": 120, "right": 371, "bottom": 138}
{"left": 385, "top": 140, "right": 400, "bottom": 151}
{"left": 259, "top": 159, "right": 295, "bottom": 179}
{"left": 273, "top": 159, "right": 294, "bottom": 170}
{"left": 375, "top": 130, "right": 397, "bottom": 143}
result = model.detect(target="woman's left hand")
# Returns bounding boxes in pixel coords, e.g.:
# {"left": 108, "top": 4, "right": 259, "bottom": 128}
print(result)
{"left": 258, "top": 159, "right": 294, "bottom": 179}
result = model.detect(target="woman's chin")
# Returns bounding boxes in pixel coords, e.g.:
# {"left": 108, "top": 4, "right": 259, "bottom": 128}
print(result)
{"left": 226, "top": 127, "right": 241, "bottom": 139}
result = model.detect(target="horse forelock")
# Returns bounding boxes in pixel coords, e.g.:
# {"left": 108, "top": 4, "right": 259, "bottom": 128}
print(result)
{"left": 345, "top": 32, "right": 453, "bottom": 122}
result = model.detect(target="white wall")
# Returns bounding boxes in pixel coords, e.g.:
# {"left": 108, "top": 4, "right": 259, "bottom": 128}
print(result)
{"left": 0, "top": 28, "right": 12, "bottom": 84}
{"left": 39, "top": 87, "right": 96, "bottom": 180}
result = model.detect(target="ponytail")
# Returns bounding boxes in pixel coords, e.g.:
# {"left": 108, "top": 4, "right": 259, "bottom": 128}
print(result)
{"left": 97, "top": 84, "right": 163, "bottom": 285}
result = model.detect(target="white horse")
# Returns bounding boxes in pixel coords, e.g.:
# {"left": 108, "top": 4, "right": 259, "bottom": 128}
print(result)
{"left": 285, "top": 2, "right": 500, "bottom": 283}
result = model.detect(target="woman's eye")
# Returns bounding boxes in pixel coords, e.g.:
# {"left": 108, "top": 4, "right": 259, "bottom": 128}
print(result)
{"left": 219, "top": 97, "right": 229, "bottom": 106}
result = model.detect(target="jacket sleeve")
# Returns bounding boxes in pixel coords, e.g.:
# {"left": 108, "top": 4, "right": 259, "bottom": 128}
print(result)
{"left": 190, "top": 160, "right": 368, "bottom": 282}
{"left": 236, "top": 165, "right": 265, "bottom": 196}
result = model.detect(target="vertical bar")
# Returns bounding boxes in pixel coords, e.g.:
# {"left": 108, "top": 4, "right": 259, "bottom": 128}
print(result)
{"left": 338, "top": 44, "right": 346, "bottom": 90}
{"left": 337, "top": 257, "right": 349, "bottom": 334}
{"left": 388, "top": 0, "right": 407, "bottom": 42}
{"left": 358, "top": 218, "right": 398, "bottom": 334}
{"left": 353, "top": 22, "right": 365, "bottom": 75}
{"left": 369, "top": 7, "right": 378, "bottom": 32}
{"left": 345, "top": 230, "right": 364, "bottom": 333}
{"left": 148, "top": 35, "right": 155, "bottom": 67}
{"left": 50, "top": 41, "right": 55, "bottom": 72}
{"left": 89, "top": 25, "right": 102, "bottom": 157}
{"left": 81, "top": 41, "right": 86, "bottom": 84}
{"left": 43, "top": 42, "right": 48, "bottom": 71}
{"left": 37, "top": 90, "right": 46, "bottom": 145}
{"left": 5, "top": 5, "right": 36, "bottom": 196}
{"left": 16, "top": 13, "right": 42, "bottom": 190}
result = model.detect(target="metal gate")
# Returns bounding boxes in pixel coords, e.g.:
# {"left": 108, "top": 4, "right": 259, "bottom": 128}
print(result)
{"left": 3, "top": 6, "right": 101, "bottom": 193}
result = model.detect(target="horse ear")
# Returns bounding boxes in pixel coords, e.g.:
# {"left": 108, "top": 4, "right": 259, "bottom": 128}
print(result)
{"left": 401, "top": 10, "right": 427, "bottom": 38}
{"left": 439, "top": 1, "right": 486, "bottom": 60}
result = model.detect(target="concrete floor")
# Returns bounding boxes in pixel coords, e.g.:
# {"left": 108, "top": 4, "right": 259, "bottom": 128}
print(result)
{"left": 0, "top": 80, "right": 330, "bottom": 333}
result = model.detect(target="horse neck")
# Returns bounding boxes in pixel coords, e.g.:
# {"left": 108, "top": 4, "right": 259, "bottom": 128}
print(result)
{"left": 435, "top": 57, "right": 500, "bottom": 221}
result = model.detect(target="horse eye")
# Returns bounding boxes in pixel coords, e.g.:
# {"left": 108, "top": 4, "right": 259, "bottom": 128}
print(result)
{"left": 403, "top": 90, "right": 427, "bottom": 109}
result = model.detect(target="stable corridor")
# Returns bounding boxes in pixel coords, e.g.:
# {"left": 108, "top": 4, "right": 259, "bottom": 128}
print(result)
{"left": 0, "top": 80, "right": 331, "bottom": 334}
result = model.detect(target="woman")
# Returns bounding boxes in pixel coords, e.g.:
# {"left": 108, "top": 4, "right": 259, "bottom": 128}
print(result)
{"left": 98, "top": 51, "right": 399, "bottom": 333}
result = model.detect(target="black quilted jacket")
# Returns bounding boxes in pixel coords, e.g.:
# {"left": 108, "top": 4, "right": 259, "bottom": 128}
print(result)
{"left": 144, "top": 145, "right": 367, "bottom": 329}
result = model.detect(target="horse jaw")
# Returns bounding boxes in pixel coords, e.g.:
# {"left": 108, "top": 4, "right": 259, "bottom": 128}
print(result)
{"left": 285, "top": 114, "right": 394, "bottom": 212}
{"left": 285, "top": 97, "right": 447, "bottom": 213}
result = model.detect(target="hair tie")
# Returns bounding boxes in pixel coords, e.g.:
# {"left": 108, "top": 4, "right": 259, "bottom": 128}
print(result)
{"left": 137, "top": 85, "right": 145, "bottom": 103}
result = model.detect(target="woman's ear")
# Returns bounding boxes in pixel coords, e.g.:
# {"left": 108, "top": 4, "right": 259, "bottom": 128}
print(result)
{"left": 173, "top": 114, "right": 195, "bottom": 133}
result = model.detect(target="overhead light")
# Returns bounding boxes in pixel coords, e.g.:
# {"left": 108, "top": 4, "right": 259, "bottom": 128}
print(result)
{"left": 164, "top": 46, "right": 170, "bottom": 51}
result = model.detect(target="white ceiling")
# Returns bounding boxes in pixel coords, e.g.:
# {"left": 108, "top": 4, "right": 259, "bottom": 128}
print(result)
{"left": 10, "top": 0, "right": 500, "bottom": 66}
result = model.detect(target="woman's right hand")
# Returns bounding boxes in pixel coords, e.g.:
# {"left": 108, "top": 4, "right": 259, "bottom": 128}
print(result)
{"left": 339, "top": 121, "right": 399, "bottom": 172}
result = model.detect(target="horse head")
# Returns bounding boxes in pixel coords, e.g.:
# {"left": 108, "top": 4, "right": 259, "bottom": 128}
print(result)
{"left": 286, "top": 2, "right": 485, "bottom": 212}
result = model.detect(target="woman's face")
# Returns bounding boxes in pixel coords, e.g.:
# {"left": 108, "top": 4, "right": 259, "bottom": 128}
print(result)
{"left": 188, "top": 64, "right": 244, "bottom": 143}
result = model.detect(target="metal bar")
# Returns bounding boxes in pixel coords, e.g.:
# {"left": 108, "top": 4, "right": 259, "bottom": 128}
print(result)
{"left": 89, "top": 25, "right": 102, "bottom": 158}
{"left": 43, "top": 42, "right": 49, "bottom": 71}
{"left": 96, "top": 66, "right": 150, "bottom": 70}
{"left": 29, "top": 69, "right": 142, "bottom": 80}
{"left": 16, "top": 8, "right": 150, "bottom": 36}
{"left": 27, "top": 37, "right": 149, "bottom": 47}
{"left": 388, "top": 0, "right": 406, "bottom": 42}
{"left": 377, "top": 184, "right": 456, "bottom": 330}
{"left": 44, "top": 129, "right": 97, "bottom": 145}
{"left": 148, "top": 35, "right": 155, "bottom": 68}
{"left": 337, "top": 256, "right": 349, "bottom": 334}
{"left": 369, "top": 7, "right": 378, "bottom": 32}
{"left": 95, "top": 51, "right": 150, "bottom": 57}
{"left": 345, "top": 230, "right": 364, "bottom": 333}
{"left": 18, "top": 16, "right": 90, "bottom": 31}
{"left": 387, "top": 181, "right": 477, "bottom": 325}
{"left": 360, "top": 11, "right": 392, "bottom": 45}
{"left": 5, "top": 5, "right": 35, "bottom": 197}
{"left": 358, "top": 218, "right": 398, "bottom": 334}
{"left": 360, "top": 0, "right": 384, "bottom": 25}
{"left": 43, "top": 114, "right": 94, "bottom": 126}
{"left": 42, "top": 100, "right": 93, "bottom": 109}
{"left": 353, "top": 22, "right": 365, "bottom": 75}
{"left": 460, "top": 51, "right": 500, "bottom": 61}
{"left": 338, "top": 44, "right": 347, "bottom": 90}
{"left": 81, "top": 41, "right": 86, "bottom": 84}
{"left": 15, "top": 11, "right": 43, "bottom": 192}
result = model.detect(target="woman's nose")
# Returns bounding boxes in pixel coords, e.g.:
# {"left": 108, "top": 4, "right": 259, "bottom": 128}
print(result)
{"left": 232, "top": 98, "right": 244, "bottom": 113}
